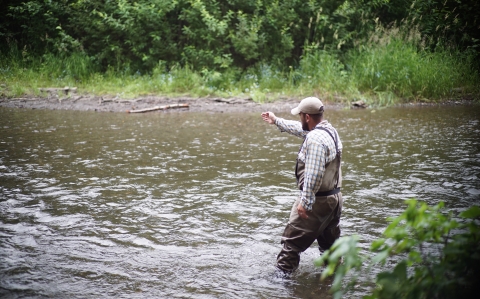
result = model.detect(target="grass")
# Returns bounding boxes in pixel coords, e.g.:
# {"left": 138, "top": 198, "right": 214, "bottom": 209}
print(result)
{"left": 1, "top": 27, "right": 479, "bottom": 106}
{"left": 348, "top": 40, "right": 479, "bottom": 104}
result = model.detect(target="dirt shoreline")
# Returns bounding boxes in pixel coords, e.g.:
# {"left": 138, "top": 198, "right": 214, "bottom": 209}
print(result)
{"left": 0, "top": 94, "right": 348, "bottom": 114}
{"left": 0, "top": 93, "right": 476, "bottom": 114}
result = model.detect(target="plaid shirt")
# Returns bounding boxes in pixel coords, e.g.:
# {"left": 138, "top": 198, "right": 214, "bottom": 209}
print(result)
{"left": 275, "top": 118, "right": 343, "bottom": 211}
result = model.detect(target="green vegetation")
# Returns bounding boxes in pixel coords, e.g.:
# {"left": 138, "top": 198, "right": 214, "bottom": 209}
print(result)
{"left": 1, "top": 0, "right": 479, "bottom": 105}
{"left": 316, "top": 199, "right": 480, "bottom": 299}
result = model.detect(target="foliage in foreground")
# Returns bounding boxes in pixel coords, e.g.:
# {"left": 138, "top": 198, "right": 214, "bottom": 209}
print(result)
{"left": 316, "top": 199, "right": 480, "bottom": 299}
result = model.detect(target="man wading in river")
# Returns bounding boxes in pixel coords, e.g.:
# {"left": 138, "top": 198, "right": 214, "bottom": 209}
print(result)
{"left": 261, "top": 97, "right": 343, "bottom": 274}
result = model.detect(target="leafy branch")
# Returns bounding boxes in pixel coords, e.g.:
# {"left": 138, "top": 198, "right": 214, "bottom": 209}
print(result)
{"left": 317, "top": 199, "right": 480, "bottom": 299}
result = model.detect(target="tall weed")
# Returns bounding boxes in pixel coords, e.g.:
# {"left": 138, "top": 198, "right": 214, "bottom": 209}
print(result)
{"left": 347, "top": 25, "right": 479, "bottom": 102}
{"left": 0, "top": 48, "right": 96, "bottom": 96}
{"left": 296, "top": 51, "right": 352, "bottom": 100}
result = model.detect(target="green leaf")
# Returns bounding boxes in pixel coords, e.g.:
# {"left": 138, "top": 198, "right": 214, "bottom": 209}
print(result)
{"left": 460, "top": 206, "right": 480, "bottom": 219}
{"left": 372, "top": 248, "right": 390, "bottom": 264}
{"left": 314, "top": 253, "right": 328, "bottom": 267}
{"left": 392, "top": 261, "right": 407, "bottom": 282}
{"left": 407, "top": 250, "right": 422, "bottom": 264}
{"left": 371, "top": 238, "right": 386, "bottom": 251}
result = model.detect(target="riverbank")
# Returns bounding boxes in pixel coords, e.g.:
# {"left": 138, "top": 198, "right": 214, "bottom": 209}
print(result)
{"left": 0, "top": 92, "right": 477, "bottom": 114}
{"left": 0, "top": 93, "right": 345, "bottom": 114}
{"left": 2, "top": 34, "right": 478, "bottom": 113}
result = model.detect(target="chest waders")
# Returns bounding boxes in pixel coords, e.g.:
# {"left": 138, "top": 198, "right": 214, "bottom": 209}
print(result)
{"left": 295, "top": 127, "right": 342, "bottom": 195}
{"left": 276, "top": 127, "right": 343, "bottom": 274}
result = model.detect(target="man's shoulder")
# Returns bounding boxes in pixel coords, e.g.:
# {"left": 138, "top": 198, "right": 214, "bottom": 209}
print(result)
{"left": 312, "top": 124, "right": 335, "bottom": 135}
{"left": 307, "top": 123, "right": 340, "bottom": 144}
{"left": 305, "top": 129, "right": 329, "bottom": 144}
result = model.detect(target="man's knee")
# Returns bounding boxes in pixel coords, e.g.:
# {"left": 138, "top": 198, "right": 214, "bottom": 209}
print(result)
{"left": 281, "top": 223, "right": 315, "bottom": 251}
{"left": 318, "top": 225, "right": 341, "bottom": 251}
{"left": 326, "top": 224, "right": 341, "bottom": 240}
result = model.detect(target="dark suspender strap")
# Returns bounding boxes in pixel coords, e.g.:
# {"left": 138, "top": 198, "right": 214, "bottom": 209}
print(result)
{"left": 315, "top": 127, "right": 338, "bottom": 153}
{"left": 295, "top": 135, "right": 308, "bottom": 180}
{"left": 315, "top": 126, "right": 341, "bottom": 190}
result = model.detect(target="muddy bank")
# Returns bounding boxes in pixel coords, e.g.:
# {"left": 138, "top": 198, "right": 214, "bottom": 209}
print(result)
{"left": 0, "top": 94, "right": 347, "bottom": 114}
{"left": 1, "top": 92, "right": 476, "bottom": 114}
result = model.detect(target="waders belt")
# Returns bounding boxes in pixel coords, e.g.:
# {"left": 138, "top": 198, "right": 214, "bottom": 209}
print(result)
{"left": 315, "top": 187, "right": 341, "bottom": 197}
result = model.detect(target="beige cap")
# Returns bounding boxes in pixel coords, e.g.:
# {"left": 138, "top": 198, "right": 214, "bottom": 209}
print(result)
{"left": 291, "top": 97, "right": 324, "bottom": 115}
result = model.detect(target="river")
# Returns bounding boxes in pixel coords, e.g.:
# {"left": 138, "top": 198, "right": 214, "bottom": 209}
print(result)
{"left": 1, "top": 105, "right": 479, "bottom": 298}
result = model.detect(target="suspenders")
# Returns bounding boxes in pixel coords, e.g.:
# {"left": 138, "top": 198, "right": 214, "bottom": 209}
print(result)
{"left": 295, "top": 125, "right": 342, "bottom": 195}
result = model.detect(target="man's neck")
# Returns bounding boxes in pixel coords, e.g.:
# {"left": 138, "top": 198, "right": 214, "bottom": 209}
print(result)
{"left": 309, "top": 120, "right": 324, "bottom": 130}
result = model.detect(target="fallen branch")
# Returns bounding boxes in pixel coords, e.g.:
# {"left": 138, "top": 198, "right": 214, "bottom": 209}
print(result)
{"left": 214, "top": 97, "right": 251, "bottom": 104}
{"left": 351, "top": 100, "right": 367, "bottom": 109}
{"left": 214, "top": 98, "right": 234, "bottom": 103}
{"left": 127, "top": 103, "right": 189, "bottom": 113}
{"left": 72, "top": 95, "right": 84, "bottom": 102}
{"left": 8, "top": 98, "right": 35, "bottom": 101}
{"left": 38, "top": 86, "right": 77, "bottom": 95}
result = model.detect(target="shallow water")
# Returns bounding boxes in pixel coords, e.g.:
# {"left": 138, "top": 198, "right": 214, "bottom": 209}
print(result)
{"left": 1, "top": 105, "right": 479, "bottom": 298}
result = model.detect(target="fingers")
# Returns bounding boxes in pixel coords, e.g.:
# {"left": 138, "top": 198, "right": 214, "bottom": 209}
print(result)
{"left": 261, "top": 112, "right": 270, "bottom": 123}
{"left": 298, "top": 210, "right": 308, "bottom": 219}
{"left": 261, "top": 111, "right": 276, "bottom": 124}
{"left": 297, "top": 203, "right": 309, "bottom": 219}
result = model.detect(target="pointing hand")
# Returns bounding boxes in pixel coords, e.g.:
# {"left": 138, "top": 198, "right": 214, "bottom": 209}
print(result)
{"left": 261, "top": 111, "right": 276, "bottom": 124}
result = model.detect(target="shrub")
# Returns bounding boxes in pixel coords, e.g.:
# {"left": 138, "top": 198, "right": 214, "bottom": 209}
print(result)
{"left": 316, "top": 199, "right": 480, "bottom": 299}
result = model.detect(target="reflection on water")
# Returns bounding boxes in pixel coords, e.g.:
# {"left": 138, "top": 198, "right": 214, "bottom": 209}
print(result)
{"left": 1, "top": 105, "right": 479, "bottom": 298}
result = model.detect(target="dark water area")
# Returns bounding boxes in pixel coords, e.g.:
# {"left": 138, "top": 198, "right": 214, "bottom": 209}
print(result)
{"left": 1, "top": 105, "right": 479, "bottom": 298}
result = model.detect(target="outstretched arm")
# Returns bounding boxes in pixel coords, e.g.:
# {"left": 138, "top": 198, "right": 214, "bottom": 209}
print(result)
{"left": 261, "top": 111, "right": 308, "bottom": 138}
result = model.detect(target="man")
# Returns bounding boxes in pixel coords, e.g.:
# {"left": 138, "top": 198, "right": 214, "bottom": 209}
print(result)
{"left": 261, "top": 96, "right": 343, "bottom": 274}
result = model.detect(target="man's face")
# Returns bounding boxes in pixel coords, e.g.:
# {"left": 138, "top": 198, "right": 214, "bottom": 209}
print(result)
{"left": 300, "top": 113, "right": 309, "bottom": 131}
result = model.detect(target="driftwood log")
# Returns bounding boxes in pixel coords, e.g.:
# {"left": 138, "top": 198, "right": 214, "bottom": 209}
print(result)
{"left": 127, "top": 103, "right": 189, "bottom": 113}
{"left": 351, "top": 100, "right": 367, "bottom": 109}
{"left": 38, "top": 87, "right": 78, "bottom": 95}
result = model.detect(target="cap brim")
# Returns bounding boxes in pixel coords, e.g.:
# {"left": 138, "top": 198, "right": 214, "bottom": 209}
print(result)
{"left": 291, "top": 107, "right": 301, "bottom": 115}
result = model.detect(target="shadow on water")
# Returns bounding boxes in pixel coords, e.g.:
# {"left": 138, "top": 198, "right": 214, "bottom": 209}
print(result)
{"left": 0, "top": 104, "right": 479, "bottom": 298}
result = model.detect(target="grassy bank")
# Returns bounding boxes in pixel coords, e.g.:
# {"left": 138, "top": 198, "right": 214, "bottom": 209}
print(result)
{"left": 1, "top": 33, "right": 478, "bottom": 107}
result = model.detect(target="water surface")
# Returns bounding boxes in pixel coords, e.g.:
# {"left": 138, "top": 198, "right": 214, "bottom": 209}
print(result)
{"left": 1, "top": 105, "right": 479, "bottom": 298}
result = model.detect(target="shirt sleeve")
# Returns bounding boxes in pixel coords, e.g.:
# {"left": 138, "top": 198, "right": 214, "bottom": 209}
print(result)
{"left": 300, "top": 138, "right": 326, "bottom": 211}
{"left": 274, "top": 117, "right": 308, "bottom": 138}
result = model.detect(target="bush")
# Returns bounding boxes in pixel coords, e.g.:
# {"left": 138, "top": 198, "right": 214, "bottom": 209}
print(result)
{"left": 316, "top": 199, "right": 480, "bottom": 299}
{"left": 0, "top": 0, "right": 396, "bottom": 73}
